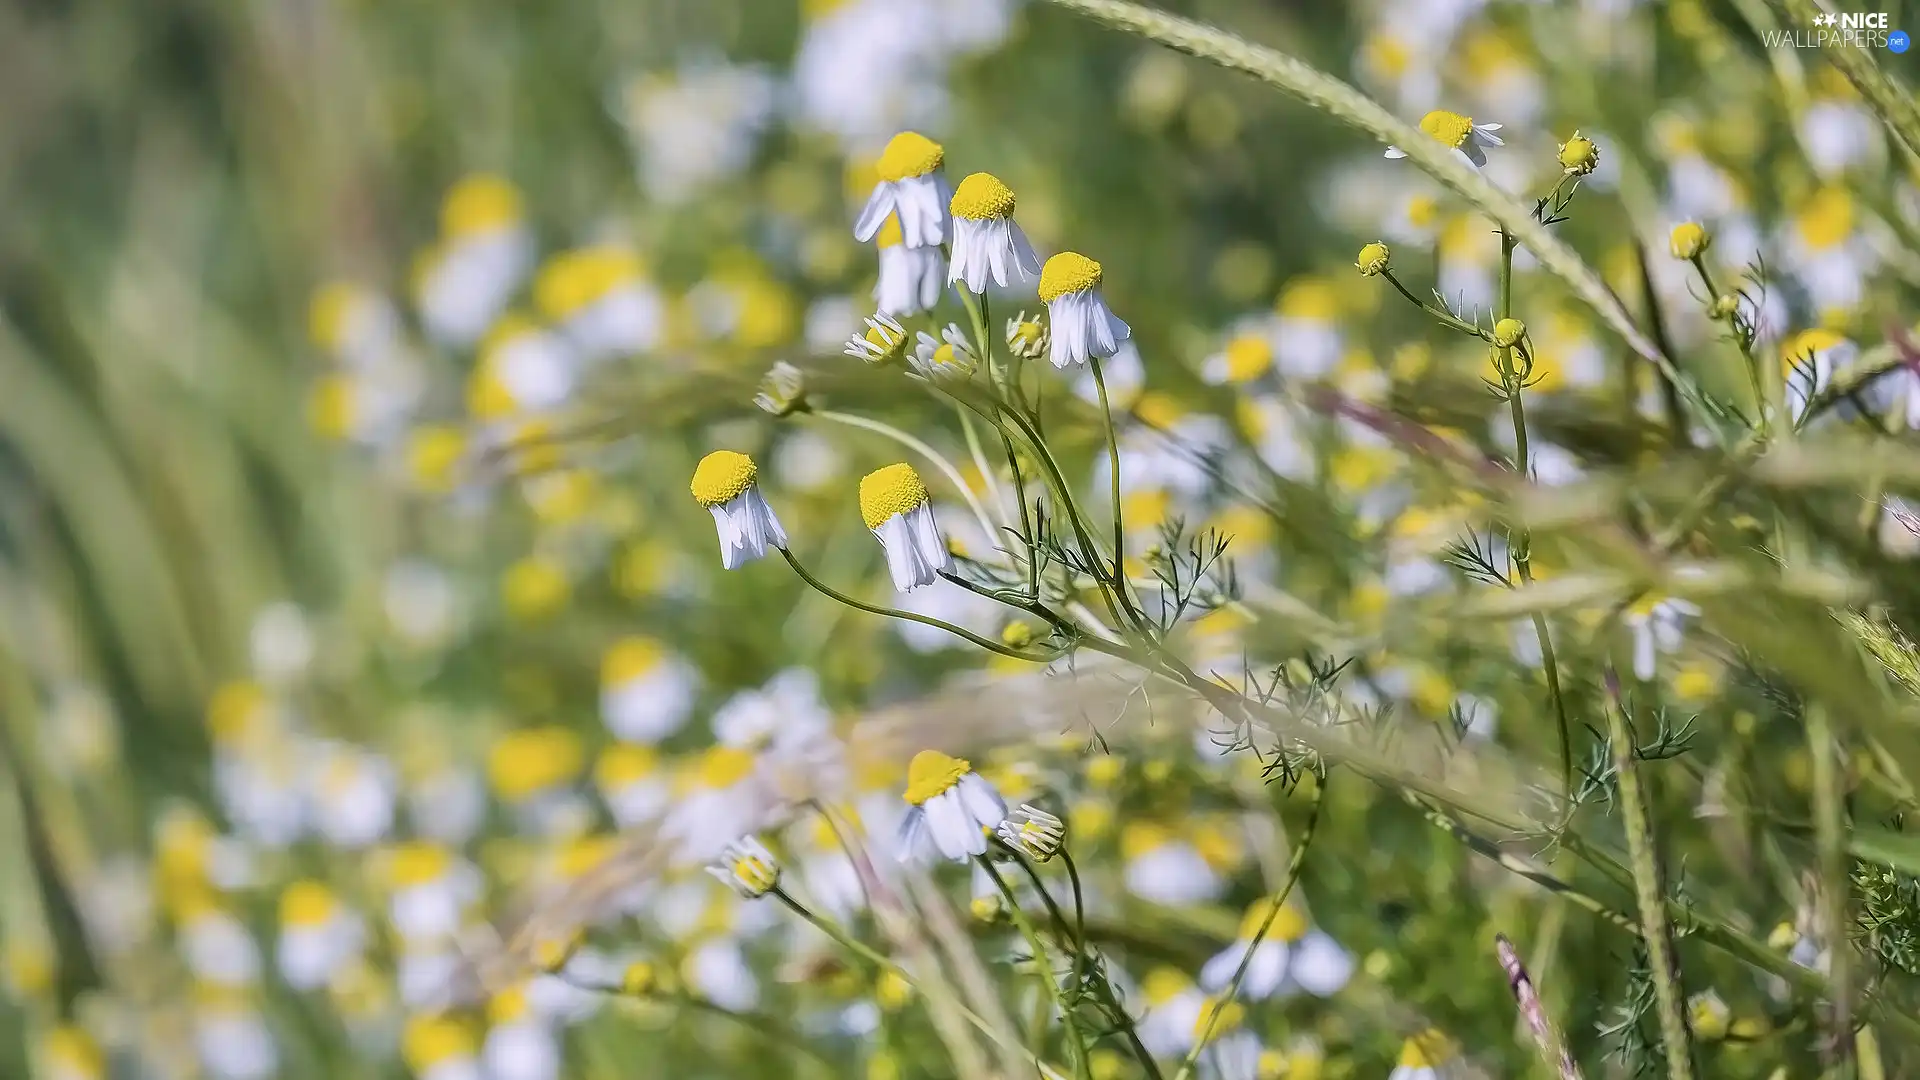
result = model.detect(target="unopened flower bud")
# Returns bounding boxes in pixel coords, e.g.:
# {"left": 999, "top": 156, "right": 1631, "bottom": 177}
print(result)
{"left": 1000, "top": 622, "right": 1033, "bottom": 648}
{"left": 754, "top": 361, "right": 809, "bottom": 417}
{"left": 1354, "top": 241, "right": 1391, "bottom": 277}
{"left": 1492, "top": 318, "right": 1526, "bottom": 349}
{"left": 1669, "top": 222, "right": 1711, "bottom": 260}
{"left": 622, "top": 960, "right": 657, "bottom": 996}
{"left": 996, "top": 803, "right": 1066, "bottom": 862}
{"left": 1708, "top": 293, "right": 1740, "bottom": 320}
{"left": 1557, "top": 131, "right": 1599, "bottom": 176}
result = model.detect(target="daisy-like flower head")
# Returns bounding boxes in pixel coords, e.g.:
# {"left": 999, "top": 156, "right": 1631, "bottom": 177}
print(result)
{"left": 1670, "top": 221, "right": 1711, "bottom": 260}
{"left": 1005, "top": 310, "right": 1050, "bottom": 361}
{"left": 858, "top": 463, "right": 951, "bottom": 592}
{"left": 1689, "top": 989, "right": 1731, "bottom": 1042}
{"left": 1388, "top": 1029, "right": 1457, "bottom": 1080}
{"left": 853, "top": 132, "right": 952, "bottom": 249}
{"left": 1198, "top": 896, "right": 1307, "bottom": 1000}
{"left": 1558, "top": 130, "right": 1600, "bottom": 176}
{"left": 690, "top": 451, "right": 788, "bottom": 570}
{"left": 1038, "top": 252, "right": 1131, "bottom": 369}
{"left": 896, "top": 749, "right": 1007, "bottom": 863}
{"left": 948, "top": 172, "right": 1041, "bottom": 293}
{"left": 873, "top": 216, "right": 947, "bottom": 317}
{"left": 996, "top": 804, "right": 1065, "bottom": 862}
{"left": 843, "top": 313, "right": 910, "bottom": 365}
{"left": 1780, "top": 327, "right": 1855, "bottom": 425}
{"left": 754, "top": 361, "right": 809, "bottom": 417}
{"left": 911, "top": 325, "right": 978, "bottom": 381}
{"left": 1355, "top": 241, "right": 1391, "bottom": 277}
{"left": 707, "top": 835, "right": 781, "bottom": 899}
{"left": 42, "top": 1026, "right": 104, "bottom": 1080}
{"left": 1385, "top": 109, "right": 1504, "bottom": 168}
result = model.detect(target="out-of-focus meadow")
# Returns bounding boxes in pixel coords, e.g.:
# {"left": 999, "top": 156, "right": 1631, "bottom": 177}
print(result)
{"left": 7, "top": 0, "right": 1920, "bottom": 1076}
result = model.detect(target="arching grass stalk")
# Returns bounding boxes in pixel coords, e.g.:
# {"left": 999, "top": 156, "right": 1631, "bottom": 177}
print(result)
{"left": 1601, "top": 670, "right": 1693, "bottom": 1080}
{"left": 1172, "top": 776, "right": 1327, "bottom": 1080}
{"left": 770, "top": 886, "right": 1070, "bottom": 1080}
{"left": 977, "top": 856, "right": 1096, "bottom": 1080}
{"left": 811, "top": 408, "right": 999, "bottom": 547}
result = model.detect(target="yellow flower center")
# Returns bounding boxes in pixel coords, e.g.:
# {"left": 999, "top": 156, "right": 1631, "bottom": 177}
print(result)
{"left": 696, "top": 745, "right": 758, "bottom": 789}
{"left": 1417, "top": 109, "right": 1475, "bottom": 149}
{"left": 622, "top": 960, "right": 656, "bottom": 995}
{"left": 1222, "top": 335, "right": 1273, "bottom": 382}
{"left": 1796, "top": 187, "right": 1854, "bottom": 250}
{"left": 45, "top": 1027, "right": 103, "bottom": 1077}
{"left": 406, "top": 426, "right": 467, "bottom": 492}
{"left": 488, "top": 986, "right": 532, "bottom": 1025}
{"left": 950, "top": 172, "right": 1017, "bottom": 221}
{"left": 1235, "top": 897, "right": 1309, "bottom": 942}
{"left": 279, "top": 881, "right": 338, "bottom": 928}
{"left": 1782, "top": 328, "right": 1847, "bottom": 373}
{"left": 308, "top": 282, "right": 361, "bottom": 352}
{"left": 385, "top": 842, "right": 452, "bottom": 889}
{"left": 601, "top": 636, "right": 665, "bottom": 686}
{"left": 875, "top": 132, "right": 945, "bottom": 182}
{"left": 859, "top": 463, "right": 931, "bottom": 529}
{"left": 557, "top": 835, "right": 613, "bottom": 878}
{"left": 1191, "top": 997, "right": 1246, "bottom": 1038}
{"left": 690, "top": 450, "right": 758, "bottom": 507}
{"left": 487, "top": 726, "right": 586, "bottom": 801}
{"left": 1398, "top": 1030, "right": 1452, "bottom": 1068}
{"left": 534, "top": 246, "right": 644, "bottom": 319}
{"left": 932, "top": 343, "right": 964, "bottom": 369}
{"left": 865, "top": 322, "right": 905, "bottom": 353}
{"left": 1038, "top": 252, "right": 1104, "bottom": 303}
{"left": 731, "top": 854, "right": 778, "bottom": 892}
{"left": 441, "top": 174, "right": 522, "bottom": 237}
{"left": 1278, "top": 278, "right": 1340, "bottom": 320}
{"left": 595, "top": 744, "right": 659, "bottom": 789}
{"left": 1140, "top": 967, "right": 1190, "bottom": 1007}
{"left": 1405, "top": 194, "right": 1440, "bottom": 230}
{"left": 402, "top": 1015, "right": 473, "bottom": 1071}
{"left": 903, "top": 749, "right": 971, "bottom": 805}
{"left": 206, "top": 681, "right": 268, "bottom": 743}
{"left": 307, "top": 375, "right": 356, "bottom": 440}
{"left": 502, "top": 557, "right": 570, "bottom": 621}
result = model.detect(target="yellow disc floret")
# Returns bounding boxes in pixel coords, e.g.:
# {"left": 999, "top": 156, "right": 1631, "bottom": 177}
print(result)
{"left": 859, "top": 463, "right": 931, "bottom": 529}
{"left": 695, "top": 745, "right": 757, "bottom": 789}
{"left": 402, "top": 1015, "right": 473, "bottom": 1071}
{"left": 874, "top": 214, "right": 905, "bottom": 249}
{"left": 876, "top": 132, "right": 945, "bottom": 182}
{"left": 1668, "top": 221, "right": 1711, "bottom": 260}
{"left": 441, "top": 174, "right": 522, "bottom": 237}
{"left": 950, "top": 172, "right": 1017, "bottom": 221}
{"left": 1417, "top": 109, "right": 1475, "bottom": 149}
{"left": 1222, "top": 335, "right": 1273, "bottom": 382}
{"left": 903, "top": 749, "right": 971, "bottom": 805}
{"left": 1191, "top": 998, "right": 1247, "bottom": 1039}
{"left": 1397, "top": 1029, "right": 1453, "bottom": 1068}
{"left": 690, "top": 450, "right": 758, "bottom": 508}
{"left": 279, "top": 881, "right": 338, "bottom": 928}
{"left": 602, "top": 636, "right": 665, "bottom": 685}
{"left": 1355, "top": 241, "right": 1391, "bottom": 277}
{"left": 1236, "top": 896, "right": 1309, "bottom": 942}
{"left": 1039, "top": 252, "right": 1104, "bottom": 303}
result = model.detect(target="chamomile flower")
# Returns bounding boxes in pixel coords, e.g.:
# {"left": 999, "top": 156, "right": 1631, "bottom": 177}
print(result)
{"left": 853, "top": 132, "right": 952, "bottom": 248}
{"left": 1385, "top": 109, "right": 1504, "bottom": 168}
{"left": 869, "top": 221, "right": 943, "bottom": 321}
{"left": 275, "top": 881, "right": 364, "bottom": 992}
{"left": 1624, "top": 596, "right": 1701, "bottom": 681}
{"left": 844, "top": 312, "right": 911, "bottom": 364}
{"left": 308, "top": 743, "right": 396, "bottom": 849}
{"left": 663, "top": 746, "right": 776, "bottom": 861}
{"left": 708, "top": 836, "right": 782, "bottom": 899}
{"left": 896, "top": 750, "right": 1007, "bottom": 863}
{"left": 859, "top": 464, "right": 952, "bottom": 592}
{"left": 1388, "top": 1029, "right": 1458, "bottom": 1080}
{"left": 690, "top": 450, "right": 789, "bottom": 570}
{"left": 1198, "top": 897, "right": 1353, "bottom": 999}
{"left": 533, "top": 245, "right": 664, "bottom": 362}
{"left": 948, "top": 172, "right": 1041, "bottom": 293}
{"left": 1038, "top": 252, "right": 1131, "bottom": 369}
{"left": 599, "top": 636, "right": 698, "bottom": 744}
{"left": 911, "top": 325, "right": 978, "bottom": 380}
{"left": 380, "top": 842, "right": 483, "bottom": 943}
{"left": 483, "top": 988, "right": 561, "bottom": 1080}
{"left": 175, "top": 898, "right": 263, "bottom": 988}
{"left": 193, "top": 987, "right": 278, "bottom": 1080}
{"left": 1121, "top": 823, "right": 1223, "bottom": 905}
{"left": 415, "top": 175, "right": 536, "bottom": 349}
{"left": 402, "top": 1014, "right": 484, "bottom": 1080}
{"left": 1189, "top": 1000, "right": 1264, "bottom": 1080}
{"left": 996, "top": 804, "right": 1065, "bottom": 862}
{"left": 40, "top": 1026, "right": 105, "bottom": 1080}
{"left": 1135, "top": 968, "right": 1207, "bottom": 1059}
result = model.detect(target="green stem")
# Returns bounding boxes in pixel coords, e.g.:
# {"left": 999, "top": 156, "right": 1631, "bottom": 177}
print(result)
{"left": 958, "top": 405, "right": 1010, "bottom": 529}
{"left": 813, "top": 409, "right": 998, "bottom": 547}
{"left": 1002, "top": 430, "right": 1041, "bottom": 597}
{"left": 1493, "top": 229, "right": 1574, "bottom": 799}
{"left": 978, "top": 858, "right": 1095, "bottom": 1080}
{"left": 997, "top": 403, "right": 1139, "bottom": 632}
{"left": 1380, "top": 269, "right": 1491, "bottom": 339}
{"left": 1808, "top": 704, "right": 1852, "bottom": 1067}
{"left": 1090, "top": 355, "right": 1134, "bottom": 600}
{"left": 780, "top": 548, "right": 1060, "bottom": 662}
{"left": 1604, "top": 683, "right": 1694, "bottom": 1080}
{"left": 773, "top": 888, "right": 1070, "bottom": 1080}
{"left": 1172, "top": 779, "right": 1326, "bottom": 1080}
{"left": 1029, "top": 850, "right": 1165, "bottom": 1080}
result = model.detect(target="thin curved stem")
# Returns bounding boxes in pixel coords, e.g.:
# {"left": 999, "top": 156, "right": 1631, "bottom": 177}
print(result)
{"left": 1040, "top": 851, "right": 1164, "bottom": 1080}
{"left": 978, "top": 857, "right": 1094, "bottom": 1080}
{"left": 958, "top": 405, "right": 1011, "bottom": 529}
{"left": 1380, "top": 269, "right": 1491, "bottom": 339}
{"left": 781, "top": 548, "right": 1060, "bottom": 662}
{"left": 1173, "top": 778, "right": 1326, "bottom": 1080}
{"left": 1090, "top": 356, "right": 1132, "bottom": 589}
{"left": 813, "top": 408, "right": 998, "bottom": 547}
{"left": 997, "top": 403, "right": 1138, "bottom": 631}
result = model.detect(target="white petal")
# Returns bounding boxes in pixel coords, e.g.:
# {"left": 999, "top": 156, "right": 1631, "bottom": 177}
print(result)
{"left": 853, "top": 183, "right": 896, "bottom": 242}
{"left": 1384, "top": 146, "right": 1408, "bottom": 159}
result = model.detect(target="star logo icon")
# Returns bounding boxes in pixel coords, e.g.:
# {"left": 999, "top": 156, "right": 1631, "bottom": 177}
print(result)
{"left": 1812, "top": 12, "right": 1836, "bottom": 26}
